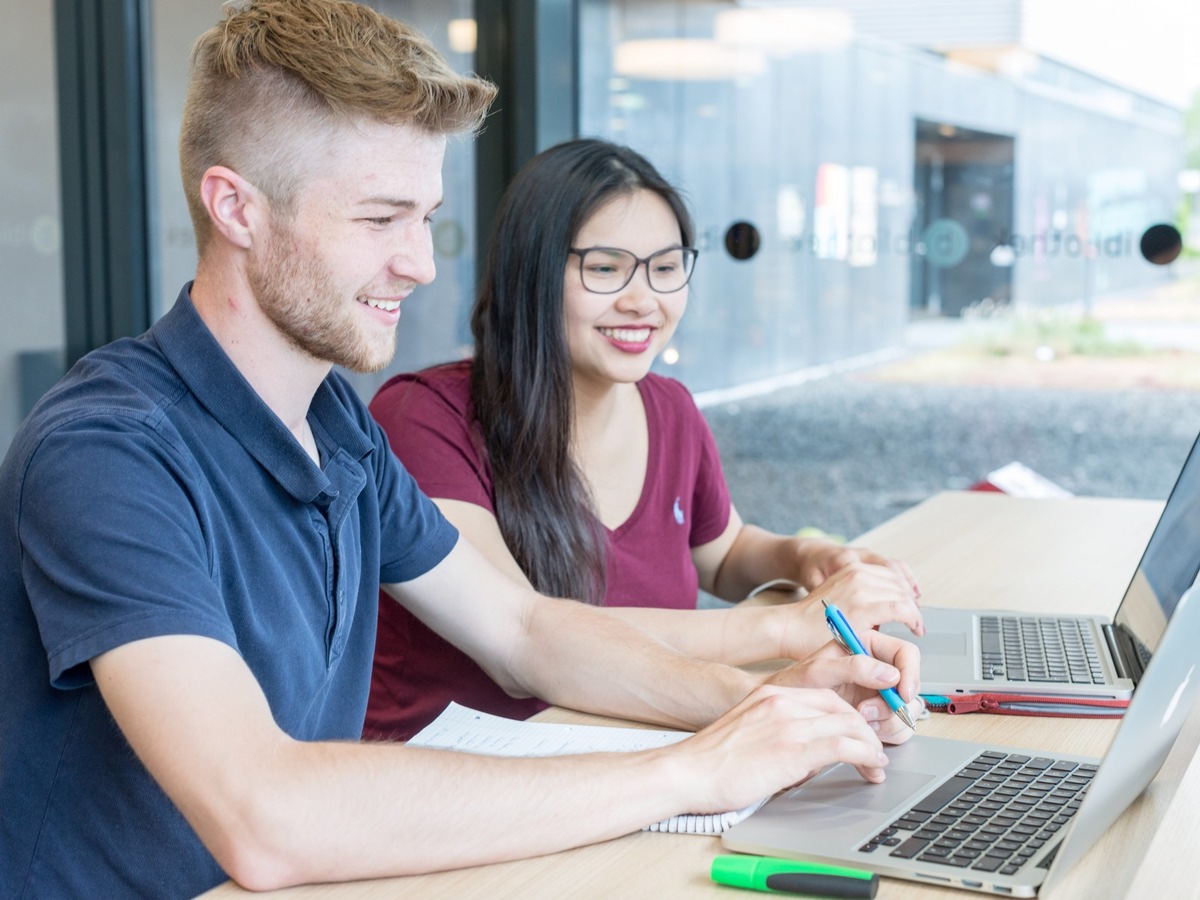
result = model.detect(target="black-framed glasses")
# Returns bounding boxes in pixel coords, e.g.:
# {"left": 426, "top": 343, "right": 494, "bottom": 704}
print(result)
{"left": 568, "top": 246, "right": 699, "bottom": 294}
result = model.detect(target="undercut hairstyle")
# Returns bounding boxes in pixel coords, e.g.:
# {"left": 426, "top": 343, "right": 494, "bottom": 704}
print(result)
{"left": 470, "top": 139, "right": 694, "bottom": 604}
{"left": 179, "top": 0, "right": 496, "bottom": 254}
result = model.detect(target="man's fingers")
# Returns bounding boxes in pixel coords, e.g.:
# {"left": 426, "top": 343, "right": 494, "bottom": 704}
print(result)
{"left": 765, "top": 704, "right": 889, "bottom": 778}
{"left": 684, "top": 684, "right": 902, "bottom": 815}
{"left": 860, "top": 697, "right": 920, "bottom": 744}
{"left": 772, "top": 651, "right": 899, "bottom": 693}
{"left": 859, "top": 630, "right": 922, "bottom": 701}
{"left": 744, "top": 682, "right": 853, "bottom": 716}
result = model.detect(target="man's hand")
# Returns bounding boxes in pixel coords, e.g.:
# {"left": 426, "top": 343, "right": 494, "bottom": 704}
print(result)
{"left": 766, "top": 628, "right": 921, "bottom": 745}
{"left": 661, "top": 685, "right": 892, "bottom": 816}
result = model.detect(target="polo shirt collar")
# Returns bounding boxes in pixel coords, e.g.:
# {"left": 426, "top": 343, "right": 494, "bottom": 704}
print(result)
{"left": 152, "top": 284, "right": 373, "bottom": 502}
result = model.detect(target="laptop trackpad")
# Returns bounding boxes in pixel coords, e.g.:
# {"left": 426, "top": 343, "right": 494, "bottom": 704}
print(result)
{"left": 790, "top": 767, "right": 935, "bottom": 812}
{"left": 916, "top": 632, "right": 968, "bottom": 657}
{"left": 881, "top": 621, "right": 968, "bottom": 658}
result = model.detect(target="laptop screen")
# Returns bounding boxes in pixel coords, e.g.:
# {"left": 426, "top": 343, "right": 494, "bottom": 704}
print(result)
{"left": 1111, "top": 429, "right": 1200, "bottom": 672}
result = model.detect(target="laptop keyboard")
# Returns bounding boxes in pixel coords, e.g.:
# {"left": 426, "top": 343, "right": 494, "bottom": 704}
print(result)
{"left": 857, "top": 750, "right": 1097, "bottom": 876}
{"left": 979, "top": 615, "right": 1107, "bottom": 684}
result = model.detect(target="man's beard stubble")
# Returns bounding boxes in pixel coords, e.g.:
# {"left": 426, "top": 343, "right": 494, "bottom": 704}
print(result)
{"left": 247, "top": 222, "right": 398, "bottom": 374}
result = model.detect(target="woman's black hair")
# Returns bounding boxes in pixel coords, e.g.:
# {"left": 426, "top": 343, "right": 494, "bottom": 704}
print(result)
{"left": 469, "top": 138, "right": 694, "bottom": 603}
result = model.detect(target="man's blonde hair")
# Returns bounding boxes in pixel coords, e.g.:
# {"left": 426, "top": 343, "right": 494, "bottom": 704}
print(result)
{"left": 179, "top": 0, "right": 497, "bottom": 253}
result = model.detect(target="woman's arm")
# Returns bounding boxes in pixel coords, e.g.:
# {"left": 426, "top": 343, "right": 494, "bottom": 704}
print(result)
{"left": 693, "top": 506, "right": 920, "bottom": 603}
{"left": 679, "top": 507, "right": 924, "bottom": 658}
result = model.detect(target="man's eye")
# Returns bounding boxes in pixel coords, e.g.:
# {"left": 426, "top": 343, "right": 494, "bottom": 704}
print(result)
{"left": 365, "top": 216, "right": 394, "bottom": 226}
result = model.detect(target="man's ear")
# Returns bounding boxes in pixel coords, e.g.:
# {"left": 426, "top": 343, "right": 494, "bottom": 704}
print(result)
{"left": 199, "top": 166, "right": 265, "bottom": 250}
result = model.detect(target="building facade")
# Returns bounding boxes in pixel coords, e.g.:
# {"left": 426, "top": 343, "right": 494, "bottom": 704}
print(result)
{"left": 0, "top": 0, "right": 1189, "bottom": 448}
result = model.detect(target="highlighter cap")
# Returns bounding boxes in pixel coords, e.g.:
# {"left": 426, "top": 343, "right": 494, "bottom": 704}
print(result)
{"left": 710, "top": 855, "right": 879, "bottom": 898}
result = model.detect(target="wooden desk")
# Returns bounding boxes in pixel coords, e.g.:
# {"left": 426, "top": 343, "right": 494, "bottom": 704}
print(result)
{"left": 201, "top": 492, "right": 1200, "bottom": 900}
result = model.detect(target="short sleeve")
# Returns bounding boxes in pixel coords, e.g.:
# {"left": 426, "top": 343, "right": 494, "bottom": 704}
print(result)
{"left": 17, "top": 418, "right": 235, "bottom": 688}
{"left": 689, "top": 412, "right": 733, "bottom": 547}
{"left": 653, "top": 378, "right": 732, "bottom": 547}
{"left": 369, "top": 366, "right": 495, "bottom": 513}
{"left": 372, "top": 419, "right": 460, "bottom": 585}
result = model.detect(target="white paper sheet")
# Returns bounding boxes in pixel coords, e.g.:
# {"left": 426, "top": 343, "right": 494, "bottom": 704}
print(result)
{"left": 407, "top": 702, "right": 766, "bottom": 834}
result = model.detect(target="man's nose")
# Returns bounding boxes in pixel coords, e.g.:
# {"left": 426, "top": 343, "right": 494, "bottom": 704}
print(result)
{"left": 389, "top": 223, "right": 437, "bottom": 285}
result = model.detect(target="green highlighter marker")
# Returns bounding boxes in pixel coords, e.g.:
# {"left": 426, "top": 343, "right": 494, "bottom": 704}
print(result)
{"left": 711, "top": 855, "right": 879, "bottom": 898}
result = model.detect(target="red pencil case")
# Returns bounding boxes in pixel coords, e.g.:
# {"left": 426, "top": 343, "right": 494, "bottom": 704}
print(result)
{"left": 923, "top": 692, "right": 1128, "bottom": 718}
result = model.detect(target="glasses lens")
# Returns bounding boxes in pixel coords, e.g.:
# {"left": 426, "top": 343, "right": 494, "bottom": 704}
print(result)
{"left": 579, "top": 249, "right": 637, "bottom": 293}
{"left": 647, "top": 248, "right": 696, "bottom": 292}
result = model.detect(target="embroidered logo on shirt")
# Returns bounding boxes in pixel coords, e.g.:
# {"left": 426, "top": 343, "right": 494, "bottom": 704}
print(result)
{"left": 673, "top": 497, "right": 685, "bottom": 525}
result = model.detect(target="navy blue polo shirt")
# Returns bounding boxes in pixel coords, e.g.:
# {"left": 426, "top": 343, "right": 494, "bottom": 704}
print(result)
{"left": 0, "top": 285, "right": 458, "bottom": 898}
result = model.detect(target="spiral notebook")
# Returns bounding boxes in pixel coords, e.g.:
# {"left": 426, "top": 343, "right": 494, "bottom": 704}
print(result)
{"left": 407, "top": 702, "right": 766, "bottom": 834}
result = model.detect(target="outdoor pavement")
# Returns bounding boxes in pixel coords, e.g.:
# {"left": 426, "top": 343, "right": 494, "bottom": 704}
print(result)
{"left": 699, "top": 275, "right": 1200, "bottom": 547}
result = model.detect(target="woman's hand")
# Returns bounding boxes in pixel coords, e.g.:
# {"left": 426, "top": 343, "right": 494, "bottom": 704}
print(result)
{"left": 794, "top": 537, "right": 921, "bottom": 600}
{"left": 769, "top": 561, "right": 925, "bottom": 663}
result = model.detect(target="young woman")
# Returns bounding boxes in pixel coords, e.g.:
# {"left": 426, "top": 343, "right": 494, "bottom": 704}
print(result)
{"left": 365, "top": 139, "right": 922, "bottom": 740}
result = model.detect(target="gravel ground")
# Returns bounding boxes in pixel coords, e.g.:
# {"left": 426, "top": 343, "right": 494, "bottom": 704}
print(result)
{"left": 702, "top": 376, "right": 1200, "bottom": 542}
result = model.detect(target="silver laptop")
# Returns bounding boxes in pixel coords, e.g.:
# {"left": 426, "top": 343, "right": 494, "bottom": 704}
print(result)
{"left": 879, "top": 429, "right": 1200, "bottom": 700}
{"left": 723, "top": 575, "right": 1200, "bottom": 896}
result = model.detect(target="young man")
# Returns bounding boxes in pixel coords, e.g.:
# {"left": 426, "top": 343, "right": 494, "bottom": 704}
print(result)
{"left": 0, "top": 2, "right": 919, "bottom": 896}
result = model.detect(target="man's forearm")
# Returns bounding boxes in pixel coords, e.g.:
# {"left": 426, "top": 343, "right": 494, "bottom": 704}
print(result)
{"left": 226, "top": 737, "right": 694, "bottom": 889}
{"left": 386, "top": 542, "right": 761, "bottom": 731}
{"left": 94, "top": 633, "right": 710, "bottom": 892}
{"left": 511, "top": 595, "right": 759, "bottom": 730}
{"left": 603, "top": 605, "right": 788, "bottom": 668}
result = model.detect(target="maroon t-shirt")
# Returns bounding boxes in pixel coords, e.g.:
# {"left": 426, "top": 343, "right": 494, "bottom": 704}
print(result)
{"left": 364, "top": 360, "right": 732, "bottom": 740}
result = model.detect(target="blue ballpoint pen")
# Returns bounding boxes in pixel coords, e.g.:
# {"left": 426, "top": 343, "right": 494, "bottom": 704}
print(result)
{"left": 822, "top": 599, "right": 916, "bottom": 729}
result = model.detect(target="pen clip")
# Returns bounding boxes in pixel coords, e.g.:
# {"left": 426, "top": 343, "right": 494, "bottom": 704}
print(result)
{"left": 821, "top": 598, "right": 853, "bottom": 653}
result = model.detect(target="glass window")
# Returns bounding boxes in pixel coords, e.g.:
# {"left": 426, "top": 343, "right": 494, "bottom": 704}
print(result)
{"left": 147, "top": 0, "right": 480, "bottom": 402}
{"left": 579, "top": 0, "right": 1200, "bottom": 538}
{"left": 0, "top": 1, "right": 63, "bottom": 452}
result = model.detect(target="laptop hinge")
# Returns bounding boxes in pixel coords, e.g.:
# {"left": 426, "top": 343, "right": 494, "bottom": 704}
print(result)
{"left": 1102, "top": 624, "right": 1132, "bottom": 682}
